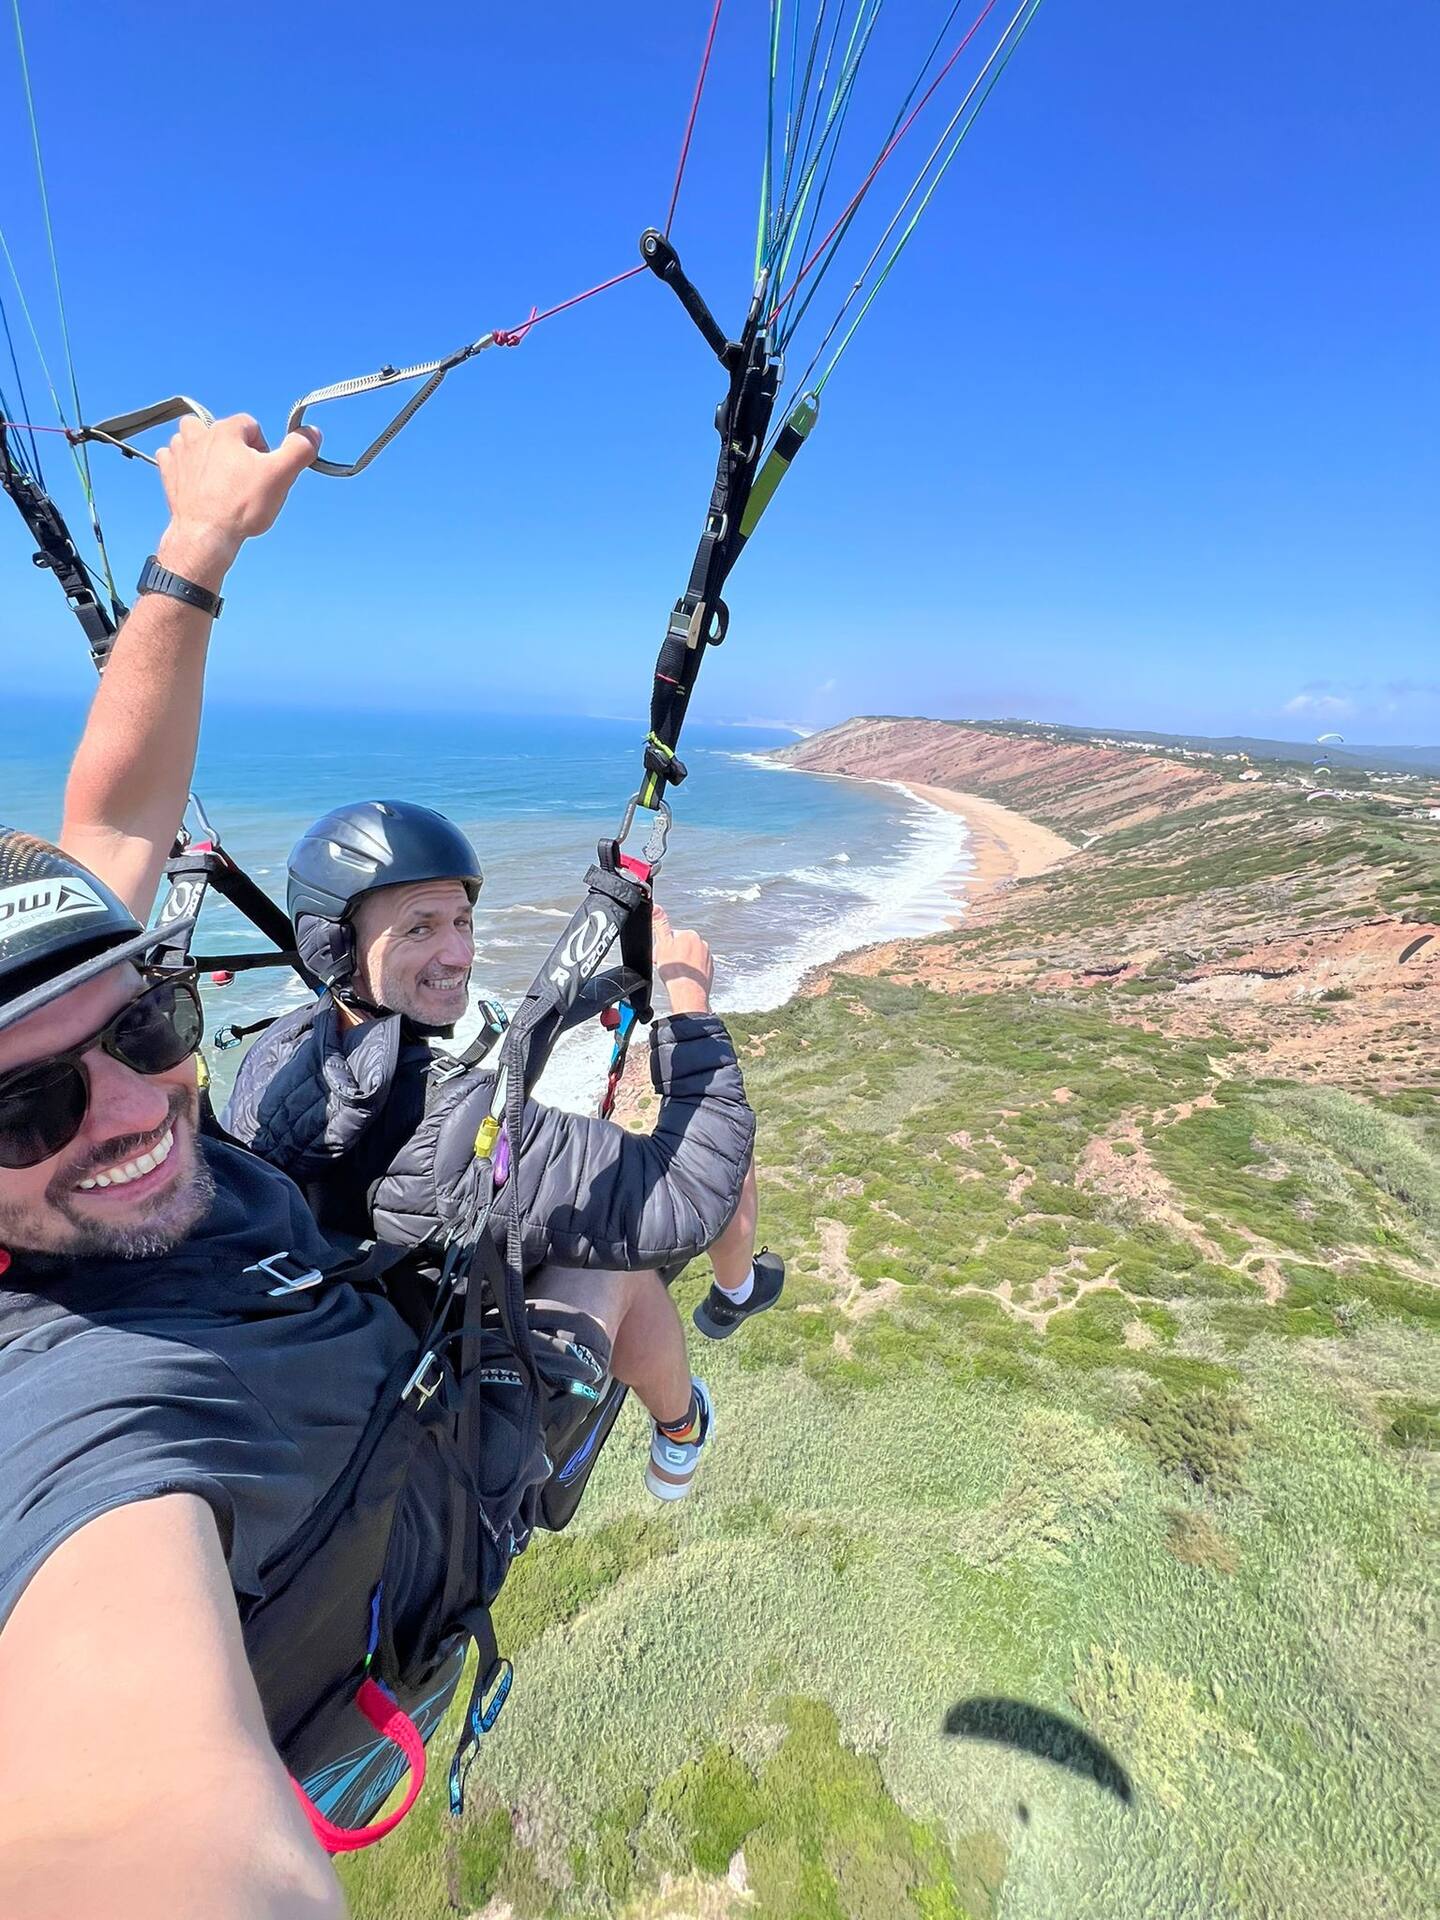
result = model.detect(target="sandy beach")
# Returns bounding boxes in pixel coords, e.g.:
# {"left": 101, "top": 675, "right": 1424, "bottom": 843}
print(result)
{"left": 897, "top": 781, "right": 1076, "bottom": 907}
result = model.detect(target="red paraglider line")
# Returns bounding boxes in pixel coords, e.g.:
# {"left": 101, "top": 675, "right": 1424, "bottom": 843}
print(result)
{"left": 8, "top": 9, "right": 722, "bottom": 391}
{"left": 492, "top": 0, "right": 724, "bottom": 344}
{"left": 770, "top": 0, "right": 1001, "bottom": 322}
{"left": 666, "top": 0, "right": 726, "bottom": 237}
{"left": 1, "top": 417, "right": 72, "bottom": 438}
{"left": 492, "top": 266, "right": 648, "bottom": 346}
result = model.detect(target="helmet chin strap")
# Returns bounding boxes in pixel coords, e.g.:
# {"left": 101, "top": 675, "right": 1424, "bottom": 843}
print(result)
{"left": 331, "top": 984, "right": 385, "bottom": 1025}
{"left": 333, "top": 976, "right": 458, "bottom": 1042}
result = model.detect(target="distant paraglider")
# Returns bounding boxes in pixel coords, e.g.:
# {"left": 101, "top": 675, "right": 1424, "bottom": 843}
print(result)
{"left": 1311, "top": 730, "right": 1344, "bottom": 786}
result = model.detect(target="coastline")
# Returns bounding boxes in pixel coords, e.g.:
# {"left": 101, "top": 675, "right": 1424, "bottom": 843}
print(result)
{"left": 895, "top": 781, "right": 1076, "bottom": 907}
{"left": 758, "top": 767, "right": 1077, "bottom": 1008}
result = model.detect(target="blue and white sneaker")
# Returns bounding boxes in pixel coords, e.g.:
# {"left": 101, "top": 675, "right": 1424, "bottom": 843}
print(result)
{"left": 645, "top": 1377, "right": 715, "bottom": 1502}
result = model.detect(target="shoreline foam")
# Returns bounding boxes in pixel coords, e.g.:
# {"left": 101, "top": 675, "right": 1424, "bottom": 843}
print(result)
{"left": 893, "top": 781, "right": 1076, "bottom": 903}
{"left": 773, "top": 772, "right": 1078, "bottom": 1003}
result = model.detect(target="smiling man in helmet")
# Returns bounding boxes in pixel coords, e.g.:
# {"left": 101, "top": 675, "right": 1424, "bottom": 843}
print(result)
{"left": 219, "top": 797, "right": 489, "bottom": 1241}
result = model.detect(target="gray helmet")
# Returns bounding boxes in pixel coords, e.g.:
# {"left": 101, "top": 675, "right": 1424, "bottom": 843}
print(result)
{"left": 0, "top": 828, "right": 196, "bottom": 1035}
{"left": 286, "top": 800, "right": 483, "bottom": 992}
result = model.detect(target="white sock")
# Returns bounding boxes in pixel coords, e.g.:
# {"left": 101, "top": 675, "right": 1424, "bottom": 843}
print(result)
{"left": 715, "top": 1262, "right": 755, "bottom": 1304}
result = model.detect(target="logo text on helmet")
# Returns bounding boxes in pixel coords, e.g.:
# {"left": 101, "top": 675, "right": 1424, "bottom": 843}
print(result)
{"left": 0, "top": 876, "right": 108, "bottom": 937}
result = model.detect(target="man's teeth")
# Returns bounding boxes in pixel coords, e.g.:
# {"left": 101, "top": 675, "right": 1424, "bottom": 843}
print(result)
{"left": 424, "top": 975, "right": 465, "bottom": 990}
{"left": 77, "top": 1126, "right": 175, "bottom": 1192}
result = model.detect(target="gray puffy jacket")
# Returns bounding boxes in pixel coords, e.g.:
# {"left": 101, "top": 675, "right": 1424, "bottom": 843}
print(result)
{"left": 222, "top": 999, "right": 432, "bottom": 1239}
{"left": 223, "top": 1003, "right": 755, "bottom": 1272}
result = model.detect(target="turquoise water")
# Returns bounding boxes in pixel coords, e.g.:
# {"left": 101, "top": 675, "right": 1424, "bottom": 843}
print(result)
{"left": 4, "top": 697, "right": 971, "bottom": 1107}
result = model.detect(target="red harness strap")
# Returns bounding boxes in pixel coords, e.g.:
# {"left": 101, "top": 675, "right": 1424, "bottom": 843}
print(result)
{"left": 290, "top": 1678, "right": 426, "bottom": 1854}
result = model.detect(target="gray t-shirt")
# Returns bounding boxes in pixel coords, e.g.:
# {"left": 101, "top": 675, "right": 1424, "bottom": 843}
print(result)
{"left": 0, "top": 1138, "right": 416, "bottom": 1633}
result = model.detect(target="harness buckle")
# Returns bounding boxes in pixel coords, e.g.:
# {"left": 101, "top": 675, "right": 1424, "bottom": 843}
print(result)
{"left": 246, "top": 1250, "right": 325, "bottom": 1295}
{"left": 403, "top": 1349, "right": 447, "bottom": 1410}
{"left": 428, "top": 1053, "right": 471, "bottom": 1085}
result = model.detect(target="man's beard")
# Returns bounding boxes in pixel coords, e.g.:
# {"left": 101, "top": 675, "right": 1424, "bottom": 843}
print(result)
{"left": 375, "top": 955, "right": 470, "bottom": 1031}
{"left": 0, "top": 1085, "right": 215, "bottom": 1261}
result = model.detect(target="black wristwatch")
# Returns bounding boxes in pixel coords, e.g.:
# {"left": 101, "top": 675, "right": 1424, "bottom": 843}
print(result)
{"left": 136, "top": 555, "right": 224, "bottom": 619}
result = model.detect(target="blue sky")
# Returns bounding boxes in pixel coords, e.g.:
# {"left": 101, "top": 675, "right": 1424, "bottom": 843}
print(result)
{"left": 2, "top": 0, "right": 1435, "bottom": 743}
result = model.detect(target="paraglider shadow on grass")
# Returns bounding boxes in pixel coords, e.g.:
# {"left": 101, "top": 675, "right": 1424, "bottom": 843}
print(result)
{"left": 944, "top": 1698, "right": 1134, "bottom": 1806}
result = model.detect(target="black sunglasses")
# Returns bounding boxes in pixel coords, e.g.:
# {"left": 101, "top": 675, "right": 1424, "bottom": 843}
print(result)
{"left": 0, "top": 974, "right": 204, "bottom": 1171}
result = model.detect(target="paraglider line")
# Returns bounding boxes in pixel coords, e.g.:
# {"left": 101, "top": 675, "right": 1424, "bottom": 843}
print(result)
{"left": 494, "top": 265, "right": 647, "bottom": 346}
{"left": 771, "top": 0, "right": 1001, "bottom": 322}
{"left": 11, "top": 0, "right": 119, "bottom": 600}
{"left": 0, "top": 291, "right": 44, "bottom": 478}
{"left": 456, "top": 0, "right": 729, "bottom": 348}
{"left": 666, "top": 0, "right": 726, "bottom": 237}
{"left": 0, "top": 416, "right": 76, "bottom": 438}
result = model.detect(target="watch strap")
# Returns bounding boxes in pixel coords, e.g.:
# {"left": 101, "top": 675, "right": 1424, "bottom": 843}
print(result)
{"left": 136, "top": 555, "right": 224, "bottom": 619}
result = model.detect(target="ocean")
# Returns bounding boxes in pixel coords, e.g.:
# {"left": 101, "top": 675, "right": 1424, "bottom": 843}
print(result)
{"left": 4, "top": 699, "right": 971, "bottom": 1109}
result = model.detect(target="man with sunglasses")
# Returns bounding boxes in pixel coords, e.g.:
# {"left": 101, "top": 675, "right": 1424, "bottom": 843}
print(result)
{"left": 0, "top": 421, "right": 759, "bottom": 1915}
{"left": 0, "top": 839, "right": 361, "bottom": 1916}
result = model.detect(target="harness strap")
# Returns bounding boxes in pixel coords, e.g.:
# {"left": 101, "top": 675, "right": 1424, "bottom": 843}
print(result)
{"left": 446, "top": 1605, "right": 512, "bottom": 1817}
{"left": 636, "top": 236, "right": 780, "bottom": 813}
{"left": 290, "top": 1678, "right": 426, "bottom": 1854}
{"left": 149, "top": 841, "right": 315, "bottom": 988}
{"left": 0, "top": 436, "right": 121, "bottom": 666}
{"left": 72, "top": 395, "right": 215, "bottom": 465}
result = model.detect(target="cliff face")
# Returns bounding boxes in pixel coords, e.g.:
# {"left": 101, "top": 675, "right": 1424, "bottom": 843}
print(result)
{"left": 776, "top": 717, "right": 1220, "bottom": 836}
{"left": 777, "top": 717, "right": 1440, "bottom": 1101}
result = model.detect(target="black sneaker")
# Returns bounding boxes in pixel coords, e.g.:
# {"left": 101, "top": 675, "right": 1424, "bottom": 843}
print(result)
{"left": 692, "top": 1248, "right": 786, "bottom": 1340}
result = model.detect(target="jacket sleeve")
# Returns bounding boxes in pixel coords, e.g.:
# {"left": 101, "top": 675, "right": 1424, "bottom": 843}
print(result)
{"left": 370, "top": 1013, "right": 755, "bottom": 1270}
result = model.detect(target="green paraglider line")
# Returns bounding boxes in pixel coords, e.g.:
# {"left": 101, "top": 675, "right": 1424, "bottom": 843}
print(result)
{"left": 768, "top": 0, "right": 886, "bottom": 293}
{"left": 759, "top": 1, "right": 786, "bottom": 274}
{"left": 769, "top": 0, "right": 1003, "bottom": 329}
{"left": 773, "top": 0, "right": 971, "bottom": 344}
{"left": 10, "top": 0, "right": 118, "bottom": 602}
{"left": 768, "top": 0, "right": 837, "bottom": 270}
{"left": 812, "top": 0, "right": 1046, "bottom": 395}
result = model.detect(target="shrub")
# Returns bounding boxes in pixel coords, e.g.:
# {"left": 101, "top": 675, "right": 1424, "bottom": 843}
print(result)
{"left": 1124, "top": 1384, "right": 1252, "bottom": 1496}
{"left": 1384, "top": 1401, "right": 1440, "bottom": 1452}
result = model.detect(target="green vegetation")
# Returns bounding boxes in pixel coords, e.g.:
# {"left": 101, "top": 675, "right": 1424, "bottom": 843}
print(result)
{"left": 1124, "top": 1385, "right": 1252, "bottom": 1496}
{"left": 342, "top": 795, "right": 1439, "bottom": 1917}
{"left": 944, "top": 783, "right": 1440, "bottom": 952}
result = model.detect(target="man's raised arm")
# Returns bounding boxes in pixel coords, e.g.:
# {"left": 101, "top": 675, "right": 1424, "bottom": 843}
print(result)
{"left": 60, "top": 414, "right": 319, "bottom": 920}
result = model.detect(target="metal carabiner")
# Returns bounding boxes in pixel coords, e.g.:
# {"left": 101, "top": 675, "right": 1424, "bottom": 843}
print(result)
{"left": 185, "top": 791, "right": 219, "bottom": 848}
{"left": 612, "top": 794, "right": 672, "bottom": 874}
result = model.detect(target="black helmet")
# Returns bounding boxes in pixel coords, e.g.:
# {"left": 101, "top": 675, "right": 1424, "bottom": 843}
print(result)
{"left": 0, "top": 828, "right": 196, "bottom": 1036}
{"left": 286, "top": 800, "right": 483, "bottom": 992}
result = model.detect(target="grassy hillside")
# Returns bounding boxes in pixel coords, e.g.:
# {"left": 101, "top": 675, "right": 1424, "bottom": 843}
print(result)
{"left": 341, "top": 744, "right": 1438, "bottom": 1920}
